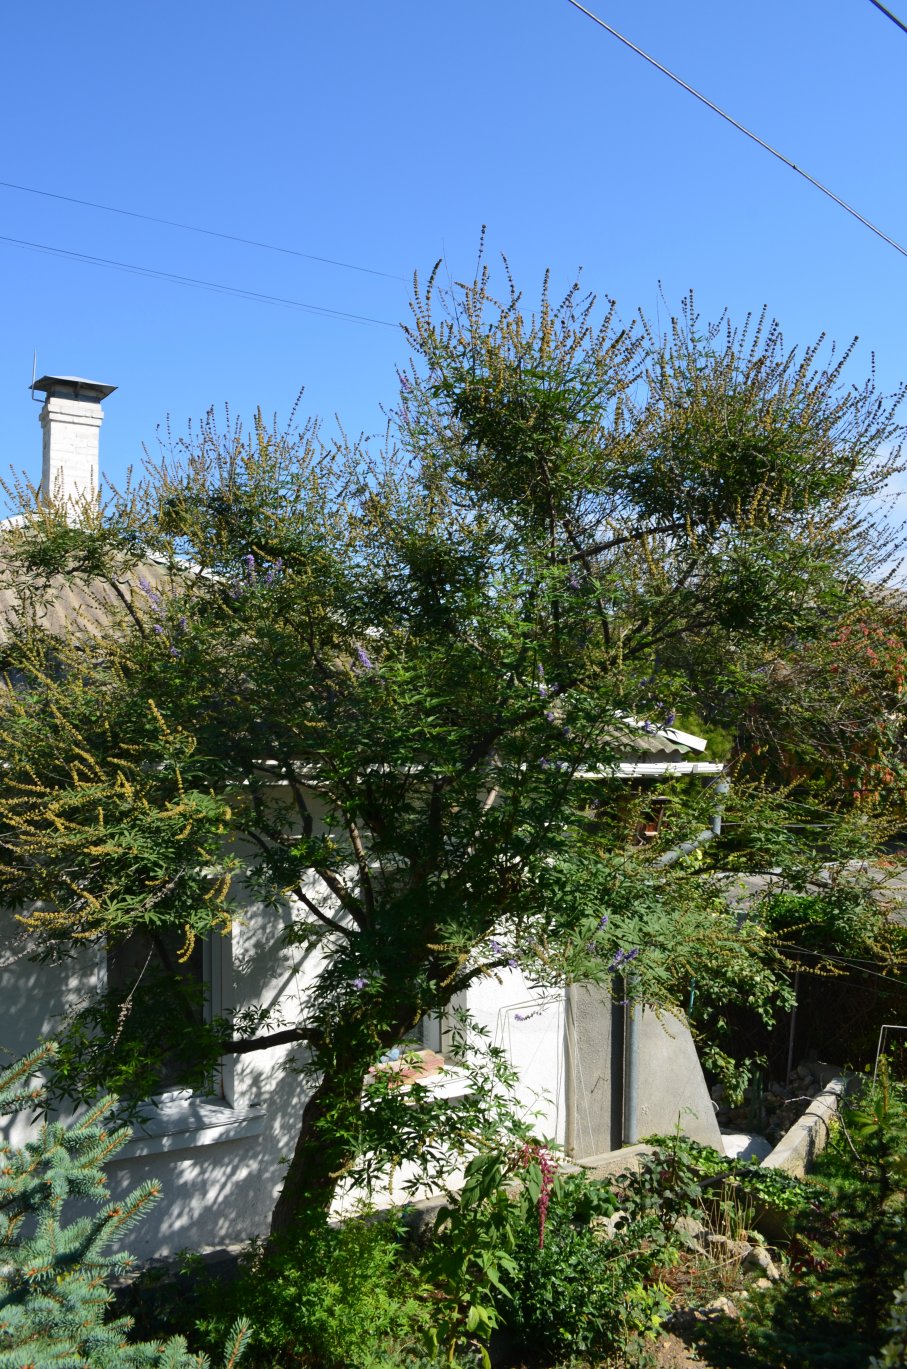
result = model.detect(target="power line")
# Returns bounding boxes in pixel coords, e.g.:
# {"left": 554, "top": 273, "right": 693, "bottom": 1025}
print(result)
{"left": 0, "top": 232, "right": 398, "bottom": 328}
{"left": 867, "top": 0, "right": 907, "bottom": 38}
{"left": 566, "top": 0, "right": 907, "bottom": 262}
{"left": 0, "top": 178, "right": 406, "bottom": 283}
{"left": 786, "top": 944, "right": 905, "bottom": 985}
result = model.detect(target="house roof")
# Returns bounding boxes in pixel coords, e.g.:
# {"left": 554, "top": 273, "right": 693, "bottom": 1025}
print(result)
{"left": 0, "top": 555, "right": 178, "bottom": 648}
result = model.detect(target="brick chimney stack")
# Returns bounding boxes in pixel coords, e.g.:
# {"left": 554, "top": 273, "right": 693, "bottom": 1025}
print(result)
{"left": 31, "top": 375, "right": 117, "bottom": 509}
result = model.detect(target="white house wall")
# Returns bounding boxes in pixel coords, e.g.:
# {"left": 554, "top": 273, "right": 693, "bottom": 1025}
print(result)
{"left": 0, "top": 888, "right": 314, "bottom": 1259}
{"left": 462, "top": 969, "right": 567, "bottom": 1148}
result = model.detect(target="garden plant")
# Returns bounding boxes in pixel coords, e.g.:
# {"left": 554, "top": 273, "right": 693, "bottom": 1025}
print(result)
{"left": 0, "top": 1043, "right": 249, "bottom": 1368}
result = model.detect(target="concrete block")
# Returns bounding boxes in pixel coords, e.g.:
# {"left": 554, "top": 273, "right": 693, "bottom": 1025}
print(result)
{"left": 762, "top": 1077, "right": 847, "bottom": 1178}
{"left": 635, "top": 1008, "right": 724, "bottom": 1148}
{"left": 574, "top": 1142, "right": 655, "bottom": 1179}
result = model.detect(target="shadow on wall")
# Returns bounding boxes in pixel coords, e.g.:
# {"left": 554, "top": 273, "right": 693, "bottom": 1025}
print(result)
{"left": 0, "top": 908, "right": 99, "bottom": 1147}
{"left": 105, "top": 1059, "right": 307, "bottom": 1260}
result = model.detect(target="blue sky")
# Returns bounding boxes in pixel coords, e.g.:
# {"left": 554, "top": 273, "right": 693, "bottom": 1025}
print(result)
{"left": 2, "top": 1, "right": 906, "bottom": 506}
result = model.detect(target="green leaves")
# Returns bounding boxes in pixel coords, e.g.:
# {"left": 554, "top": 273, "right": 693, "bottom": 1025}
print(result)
{"left": 0, "top": 1045, "right": 249, "bottom": 1367}
{"left": 1, "top": 255, "right": 905, "bottom": 1229}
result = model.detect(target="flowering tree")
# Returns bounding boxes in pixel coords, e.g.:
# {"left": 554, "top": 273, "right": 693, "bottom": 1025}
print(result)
{"left": 0, "top": 263, "right": 905, "bottom": 1233}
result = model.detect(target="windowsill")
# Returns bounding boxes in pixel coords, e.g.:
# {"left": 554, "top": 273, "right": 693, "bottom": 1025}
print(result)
{"left": 363, "top": 1064, "right": 472, "bottom": 1107}
{"left": 116, "top": 1094, "right": 266, "bottom": 1159}
{"left": 415, "top": 1066, "right": 471, "bottom": 1100}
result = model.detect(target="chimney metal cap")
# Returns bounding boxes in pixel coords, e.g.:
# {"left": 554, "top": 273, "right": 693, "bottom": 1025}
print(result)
{"left": 31, "top": 375, "right": 117, "bottom": 403}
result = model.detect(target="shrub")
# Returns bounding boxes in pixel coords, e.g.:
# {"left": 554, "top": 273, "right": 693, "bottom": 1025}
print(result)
{"left": 505, "top": 1201, "right": 670, "bottom": 1363}
{"left": 423, "top": 1146, "right": 670, "bottom": 1367}
{"left": 695, "top": 1070, "right": 907, "bottom": 1368}
{"left": 0, "top": 1042, "right": 249, "bottom": 1368}
{"left": 196, "top": 1217, "right": 427, "bottom": 1368}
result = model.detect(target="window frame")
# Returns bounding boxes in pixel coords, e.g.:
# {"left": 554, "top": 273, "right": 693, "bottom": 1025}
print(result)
{"left": 98, "top": 929, "right": 264, "bottom": 1158}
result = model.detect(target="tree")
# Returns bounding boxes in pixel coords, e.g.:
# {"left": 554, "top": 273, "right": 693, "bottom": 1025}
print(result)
{"left": 0, "top": 262, "right": 905, "bottom": 1234}
{"left": 0, "top": 1042, "right": 249, "bottom": 1367}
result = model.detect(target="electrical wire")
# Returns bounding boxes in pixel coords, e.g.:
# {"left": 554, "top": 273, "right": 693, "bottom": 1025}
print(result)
{"left": 0, "top": 178, "right": 406, "bottom": 282}
{"left": 785, "top": 944, "right": 905, "bottom": 985}
{"left": 0, "top": 232, "right": 398, "bottom": 328}
{"left": 867, "top": 0, "right": 907, "bottom": 38}
{"left": 565, "top": 1, "right": 907, "bottom": 262}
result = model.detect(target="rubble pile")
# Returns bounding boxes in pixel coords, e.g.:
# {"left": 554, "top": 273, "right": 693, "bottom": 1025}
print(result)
{"left": 711, "top": 1060, "right": 841, "bottom": 1143}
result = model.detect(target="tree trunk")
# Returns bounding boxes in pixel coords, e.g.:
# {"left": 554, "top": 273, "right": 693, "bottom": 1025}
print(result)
{"left": 269, "top": 1066, "right": 363, "bottom": 1236}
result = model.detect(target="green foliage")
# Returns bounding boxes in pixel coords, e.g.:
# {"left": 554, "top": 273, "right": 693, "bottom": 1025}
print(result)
{"left": 504, "top": 1175, "right": 670, "bottom": 1364}
{"left": 0, "top": 1043, "right": 250, "bottom": 1368}
{"left": 420, "top": 1151, "right": 524, "bottom": 1365}
{"left": 873, "top": 1270, "right": 907, "bottom": 1368}
{"left": 696, "top": 1071, "right": 907, "bottom": 1368}
{"left": 640, "top": 1134, "right": 810, "bottom": 1217}
{"left": 1, "top": 256, "right": 905, "bottom": 1228}
{"left": 421, "top": 1143, "right": 671, "bottom": 1367}
{"left": 348, "top": 1014, "right": 537, "bottom": 1204}
{"left": 196, "top": 1219, "right": 426, "bottom": 1369}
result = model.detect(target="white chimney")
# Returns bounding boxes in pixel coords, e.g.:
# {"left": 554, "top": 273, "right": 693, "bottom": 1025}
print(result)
{"left": 31, "top": 375, "right": 117, "bottom": 508}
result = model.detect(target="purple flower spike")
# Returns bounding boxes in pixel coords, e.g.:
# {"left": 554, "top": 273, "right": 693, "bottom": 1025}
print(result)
{"left": 352, "top": 976, "right": 368, "bottom": 990}
{"left": 666, "top": 710, "right": 676, "bottom": 725}
{"left": 568, "top": 573, "right": 580, "bottom": 590}
{"left": 507, "top": 957, "right": 519, "bottom": 969}
{"left": 355, "top": 646, "right": 374, "bottom": 672}
{"left": 609, "top": 947, "right": 640, "bottom": 972}
{"left": 514, "top": 1013, "right": 528, "bottom": 1022}
{"left": 489, "top": 938, "right": 504, "bottom": 956}
{"left": 545, "top": 711, "right": 555, "bottom": 723}
{"left": 597, "top": 914, "right": 609, "bottom": 929}
{"left": 153, "top": 624, "right": 164, "bottom": 635}
{"left": 169, "top": 647, "right": 181, "bottom": 658}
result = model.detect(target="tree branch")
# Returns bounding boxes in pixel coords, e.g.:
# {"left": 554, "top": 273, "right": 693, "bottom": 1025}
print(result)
{"left": 313, "top": 865, "right": 368, "bottom": 930}
{"left": 294, "top": 885, "right": 356, "bottom": 940}
{"left": 568, "top": 522, "right": 688, "bottom": 561}
{"left": 106, "top": 576, "right": 147, "bottom": 639}
{"left": 224, "top": 1026, "right": 320, "bottom": 1055}
{"left": 347, "top": 818, "right": 375, "bottom": 920}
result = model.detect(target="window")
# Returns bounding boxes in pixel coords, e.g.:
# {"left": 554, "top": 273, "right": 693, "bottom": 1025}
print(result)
{"left": 106, "top": 927, "right": 209, "bottom": 1093}
{"left": 101, "top": 928, "right": 264, "bottom": 1158}
{"left": 105, "top": 925, "right": 213, "bottom": 1095}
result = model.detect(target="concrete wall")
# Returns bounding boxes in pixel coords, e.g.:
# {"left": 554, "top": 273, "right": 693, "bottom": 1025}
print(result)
{"left": 567, "top": 983, "right": 625, "bottom": 1157}
{"left": 567, "top": 989, "right": 721, "bottom": 1156}
{"left": 634, "top": 1008, "right": 723, "bottom": 1147}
